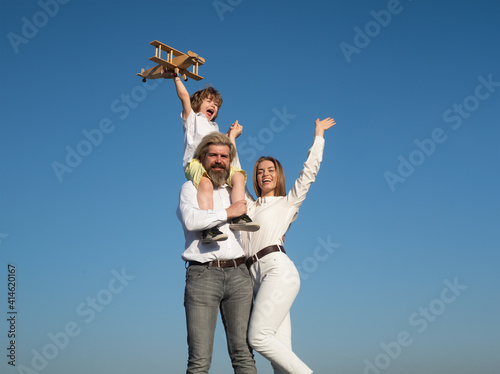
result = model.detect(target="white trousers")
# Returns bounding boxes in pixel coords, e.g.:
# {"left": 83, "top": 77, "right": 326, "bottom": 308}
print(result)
{"left": 248, "top": 252, "right": 313, "bottom": 374}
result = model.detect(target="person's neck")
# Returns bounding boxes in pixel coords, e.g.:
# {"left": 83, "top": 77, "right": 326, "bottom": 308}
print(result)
{"left": 261, "top": 192, "right": 275, "bottom": 198}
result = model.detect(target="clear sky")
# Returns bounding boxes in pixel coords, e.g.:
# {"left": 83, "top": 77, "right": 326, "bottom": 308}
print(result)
{"left": 1, "top": 0, "right": 499, "bottom": 373}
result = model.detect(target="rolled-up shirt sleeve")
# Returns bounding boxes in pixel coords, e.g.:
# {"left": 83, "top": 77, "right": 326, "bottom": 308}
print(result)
{"left": 177, "top": 181, "right": 228, "bottom": 232}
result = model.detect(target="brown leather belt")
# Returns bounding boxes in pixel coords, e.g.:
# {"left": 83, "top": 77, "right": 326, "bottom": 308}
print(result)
{"left": 188, "top": 256, "right": 245, "bottom": 268}
{"left": 246, "top": 245, "right": 286, "bottom": 268}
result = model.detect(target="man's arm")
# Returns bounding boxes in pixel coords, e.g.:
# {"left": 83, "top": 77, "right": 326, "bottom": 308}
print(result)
{"left": 178, "top": 182, "right": 247, "bottom": 231}
{"left": 225, "top": 200, "right": 247, "bottom": 220}
{"left": 178, "top": 182, "right": 226, "bottom": 231}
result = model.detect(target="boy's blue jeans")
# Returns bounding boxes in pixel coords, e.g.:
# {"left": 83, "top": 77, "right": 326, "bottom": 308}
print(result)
{"left": 184, "top": 263, "right": 256, "bottom": 374}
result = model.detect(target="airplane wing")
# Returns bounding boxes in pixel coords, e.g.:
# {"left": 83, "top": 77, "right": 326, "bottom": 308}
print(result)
{"left": 148, "top": 56, "right": 177, "bottom": 70}
{"left": 150, "top": 40, "right": 185, "bottom": 58}
{"left": 183, "top": 70, "right": 204, "bottom": 81}
{"left": 148, "top": 56, "right": 203, "bottom": 80}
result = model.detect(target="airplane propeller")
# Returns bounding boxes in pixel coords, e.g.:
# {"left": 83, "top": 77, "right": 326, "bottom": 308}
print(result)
{"left": 187, "top": 50, "right": 205, "bottom": 64}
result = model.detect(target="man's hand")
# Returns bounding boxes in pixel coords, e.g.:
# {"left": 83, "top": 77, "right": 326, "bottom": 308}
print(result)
{"left": 225, "top": 199, "right": 247, "bottom": 220}
{"left": 226, "top": 120, "right": 243, "bottom": 140}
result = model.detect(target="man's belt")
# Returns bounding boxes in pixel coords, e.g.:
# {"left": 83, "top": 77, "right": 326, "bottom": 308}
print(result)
{"left": 188, "top": 256, "right": 245, "bottom": 268}
{"left": 245, "top": 245, "right": 286, "bottom": 268}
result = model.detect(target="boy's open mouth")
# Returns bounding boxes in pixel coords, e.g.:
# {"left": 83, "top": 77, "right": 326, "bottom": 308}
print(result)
{"left": 207, "top": 109, "right": 214, "bottom": 116}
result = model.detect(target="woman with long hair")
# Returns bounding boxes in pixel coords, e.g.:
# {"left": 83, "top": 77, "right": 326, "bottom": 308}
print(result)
{"left": 245, "top": 117, "right": 336, "bottom": 373}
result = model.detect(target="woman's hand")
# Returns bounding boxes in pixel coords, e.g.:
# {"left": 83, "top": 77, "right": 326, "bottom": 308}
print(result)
{"left": 314, "top": 117, "right": 336, "bottom": 137}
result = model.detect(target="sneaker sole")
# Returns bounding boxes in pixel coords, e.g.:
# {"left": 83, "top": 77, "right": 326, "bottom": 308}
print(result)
{"left": 201, "top": 235, "right": 228, "bottom": 243}
{"left": 229, "top": 223, "right": 260, "bottom": 232}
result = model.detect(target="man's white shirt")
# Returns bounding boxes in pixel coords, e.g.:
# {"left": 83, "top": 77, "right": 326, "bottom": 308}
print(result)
{"left": 177, "top": 181, "right": 245, "bottom": 262}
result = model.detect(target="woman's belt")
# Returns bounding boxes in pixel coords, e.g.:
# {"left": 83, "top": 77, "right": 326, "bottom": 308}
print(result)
{"left": 246, "top": 245, "right": 286, "bottom": 268}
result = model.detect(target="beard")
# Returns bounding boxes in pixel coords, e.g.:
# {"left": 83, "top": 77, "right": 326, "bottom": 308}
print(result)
{"left": 206, "top": 163, "right": 229, "bottom": 187}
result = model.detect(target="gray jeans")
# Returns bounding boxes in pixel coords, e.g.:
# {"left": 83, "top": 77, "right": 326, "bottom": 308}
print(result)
{"left": 184, "top": 263, "right": 256, "bottom": 374}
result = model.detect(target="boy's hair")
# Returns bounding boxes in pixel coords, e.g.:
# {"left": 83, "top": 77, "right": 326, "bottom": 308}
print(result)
{"left": 194, "top": 131, "right": 235, "bottom": 164}
{"left": 190, "top": 86, "right": 223, "bottom": 120}
{"left": 252, "top": 156, "right": 287, "bottom": 198}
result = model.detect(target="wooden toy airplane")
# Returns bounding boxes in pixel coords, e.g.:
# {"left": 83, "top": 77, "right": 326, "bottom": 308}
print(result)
{"left": 137, "top": 41, "right": 205, "bottom": 82}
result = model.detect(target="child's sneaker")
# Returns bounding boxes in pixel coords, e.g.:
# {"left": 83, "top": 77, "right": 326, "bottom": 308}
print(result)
{"left": 202, "top": 226, "right": 228, "bottom": 243}
{"left": 229, "top": 214, "right": 260, "bottom": 232}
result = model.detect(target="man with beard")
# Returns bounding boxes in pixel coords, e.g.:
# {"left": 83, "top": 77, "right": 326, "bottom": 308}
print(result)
{"left": 177, "top": 131, "right": 257, "bottom": 373}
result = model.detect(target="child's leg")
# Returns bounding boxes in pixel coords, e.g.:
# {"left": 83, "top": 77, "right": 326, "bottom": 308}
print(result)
{"left": 197, "top": 176, "right": 214, "bottom": 210}
{"left": 229, "top": 172, "right": 260, "bottom": 232}
{"left": 230, "top": 171, "right": 245, "bottom": 203}
{"left": 198, "top": 176, "right": 227, "bottom": 243}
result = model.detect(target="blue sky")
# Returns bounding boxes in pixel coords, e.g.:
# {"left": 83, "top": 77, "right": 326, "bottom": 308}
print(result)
{"left": 1, "top": 0, "right": 499, "bottom": 373}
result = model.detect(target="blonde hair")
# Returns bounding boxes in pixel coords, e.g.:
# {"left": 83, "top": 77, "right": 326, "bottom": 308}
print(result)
{"left": 194, "top": 132, "right": 235, "bottom": 164}
{"left": 253, "top": 156, "right": 286, "bottom": 197}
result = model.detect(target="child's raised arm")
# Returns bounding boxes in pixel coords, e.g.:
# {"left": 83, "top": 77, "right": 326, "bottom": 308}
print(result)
{"left": 226, "top": 120, "right": 243, "bottom": 147}
{"left": 162, "top": 69, "right": 191, "bottom": 120}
